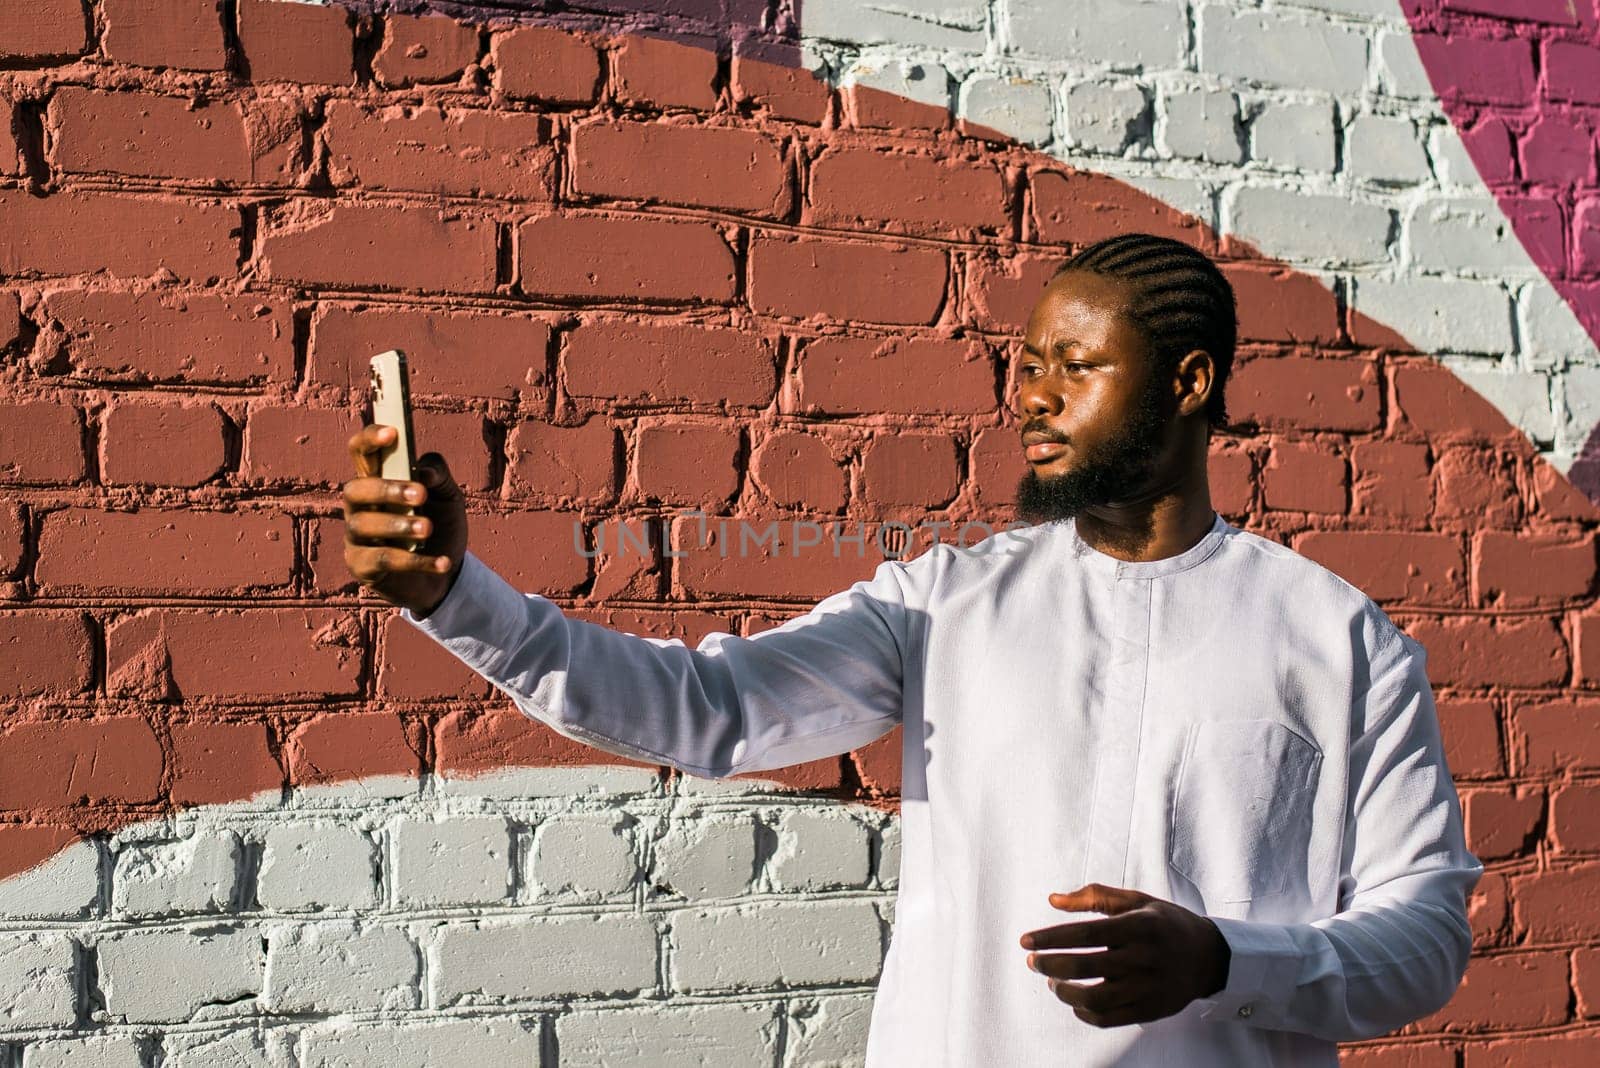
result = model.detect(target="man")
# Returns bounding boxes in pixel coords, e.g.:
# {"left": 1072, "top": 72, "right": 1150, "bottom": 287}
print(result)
{"left": 343, "top": 233, "right": 1482, "bottom": 1065}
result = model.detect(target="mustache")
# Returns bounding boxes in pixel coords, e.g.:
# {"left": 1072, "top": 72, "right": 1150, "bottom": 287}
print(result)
{"left": 1019, "top": 422, "right": 1069, "bottom": 444}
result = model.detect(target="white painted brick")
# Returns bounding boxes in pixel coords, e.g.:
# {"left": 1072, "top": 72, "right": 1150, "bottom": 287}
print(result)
{"left": 528, "top": 812, "right": 637, "bottom": 900}
{"left": 113, "top": 829, "right": 241, "bottom": 917}
{"left": 1519, "top": 281, "right": 1600, "bottom": 368}
{"left": 265, "top": 921, "right": 420, "bottom": 1013}
{"left": 557, "top": 1002, "right": 779, "bottom": 1067}
{"left": 437, "top": 764, "right": 661, "bottom": 799}
{"left": 960, "top": 74, "right": 1054, "bottom": 146}
{"left": 1228, "top": 186, "right": 1392, "bottom": 266}
{"left": 784, "top": 993, "right": 877, "bottom": 1068}
{"left": 1200, "top": 7, "right": 1368, "bottom": 96}
{"left": 96, "top": 926, "right": 262, "bottom": 1024}
{"left": 1353, "top": 276, "right": 1514, "bottom": 354}
{"left": 163, "top": 1028, "right": 294, "bottom": 1068}
{"left": 651, "top": 813, "right": 757, "bottom": 899}
{"left": 0, "top": 840, "right": 98, "bottom": 920}
{"left": 1064, "top": 80, "right": 1148, "bottom": 155}
{"left": 1347, "top": 114, "right": 1431, "bottom": 184}
{"left": 431, "top": 914, "right": 658, "bottom": 1005}
{"left": 0, "top": 934, "right": 75, "bottom": 1029}
{"left": 1427, "top": 123, "right": 1484, "bottom": 190}
{"left": 670, "top": 901, "right": 883, "bottom": 991}
{"left": 1008, "top": 0, "right": 1186, "bottom": 70}
{"left": 1122, "top": 174, "right": 1217, "bottom": 228}
{"left": 299, "top": 1017, "right": 540, "bottom": 1068}
{"left": 390, "top": 816, "right": 512, "bottom": 909}
{"left": 257, "top": 822, "right": 379, "bottom": 912}
{"left": 1284, "top": 0, "right": 1401, "bottom": 18}
{"left": 1559, "top": 367, "right": 1600, "bottom": 451}
{"left": 1407, "top": 197, "right": 1539, "bottom": 274}
{"left": 1438, "top": 360, "right": 1553, "bottom": 443}
{"left": 22, "top": 1035, "right": 146, "bottom": 1068}
{"left": 806, "top": 0, "right": 986, "bottom": 51}
{"left": 769, "top": 809, "right": 871, "bottom": 892}
{"left": 1160, "top": 89, "right": 1243, "bottom": 164}
{"left": 843, "top": 57, "right": 951, "bottom": 115}
{"left": 1377, "top": 30, "right": 1434, "bottom": 98}
{"left": 877, "top": 820, "right": 902, "bottom": 890}
{"left": 1250, "top": 101, "right": 1336, "bottom": 173}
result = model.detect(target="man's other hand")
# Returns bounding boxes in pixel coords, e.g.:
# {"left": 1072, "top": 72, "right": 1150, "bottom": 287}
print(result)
{"left": 343, "top": 425, "right": 468, "bottom": 619}
{"left": 1018, "top": 883, "right": 1232, "bottom": 1028}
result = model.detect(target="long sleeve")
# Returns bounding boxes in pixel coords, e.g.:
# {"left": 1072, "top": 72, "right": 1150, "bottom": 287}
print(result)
{"left": 400, "top": 549, "right": 910, "bottom": 779}
{"left": 1191, "top": 626, "right": 1484, "bottom": 1040}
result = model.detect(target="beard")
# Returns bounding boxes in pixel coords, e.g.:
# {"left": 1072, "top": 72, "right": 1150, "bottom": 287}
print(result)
{"left": 1014, "top": 372, "right": 1170, "bottom": 526}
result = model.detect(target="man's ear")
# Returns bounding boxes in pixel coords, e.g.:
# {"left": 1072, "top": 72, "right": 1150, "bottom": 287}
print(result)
{"left": 1173, "top": 348, "right": 1214, "bottom": 419}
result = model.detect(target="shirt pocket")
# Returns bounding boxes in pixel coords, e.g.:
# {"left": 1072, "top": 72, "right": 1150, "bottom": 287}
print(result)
{"left": 1167, "top": 717, "right": 1323, "bottom": 905}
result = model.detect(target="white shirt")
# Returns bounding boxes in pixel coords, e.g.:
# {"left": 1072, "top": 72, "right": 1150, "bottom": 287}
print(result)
{"left": 403, "top": 511, "right": 1483, "bottom": 1066}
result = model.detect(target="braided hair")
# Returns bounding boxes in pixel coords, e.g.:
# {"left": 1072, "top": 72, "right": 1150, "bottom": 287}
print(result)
{"left": 1050, "top": 233, "right": 1236, "bottom": 431}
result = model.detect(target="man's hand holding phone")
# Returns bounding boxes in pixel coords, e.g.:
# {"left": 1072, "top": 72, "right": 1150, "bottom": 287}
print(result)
{"left": 343, "top": 425, "right": 468, "bottom": 619}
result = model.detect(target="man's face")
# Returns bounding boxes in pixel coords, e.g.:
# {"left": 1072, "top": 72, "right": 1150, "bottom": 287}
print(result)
{"left": 1011, "top": 271, "right": 1173, "bottom": 525}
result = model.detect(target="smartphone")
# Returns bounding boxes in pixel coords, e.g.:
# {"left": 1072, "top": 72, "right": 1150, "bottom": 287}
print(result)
{"left": 368, "top": 349, "right": 424, "bottom": 553}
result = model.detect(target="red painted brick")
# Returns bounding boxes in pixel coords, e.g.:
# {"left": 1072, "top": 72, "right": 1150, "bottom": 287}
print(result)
{"left": 1442, "top": 0, "right": 1577, "bottom": 20}
{"left": 669, "top": 513, "right": 888, "bottom": 599}
{"left": 521, "top": 214, "right": 737, "bottom": 303}
{"left": 561, "top": 319, "right": 776, "bottom": 407}
{"left": 1546, "top": 41, "right": 1600, "bottom": 106}
{"left": 808, "top": 147, "right": 1011, "bottom": 237}
{"left": 492, "top": 26, "right": 600, "bottom": 104}
{"left": 1463, "top": 786, "right": 1543, "bottom": 860}
{"left": 0, "top": 106, "right": 15, "bottom": 175}
{"left": 851, "top": 725, "right": 902, "bottom": 796}
{"left": 1262, "top": 439, "right": 1346, "bottom": 514}
{"left": 971, "top": 426, "right": 1022, "bottom": 513}
{"left": 793, "top": 335, "right": 994, "bottom": 416}
{"left": 1469, "top": 869, "right": 1509, "bottom": 948}
{"left": 0, "top": 501, "right": 21, "bottom": 578}
{"left": 0, "top": 824, "right": 86, "bottom": 886}
{"left": 408, "top": 409, "right": 493, "bottom": 492}
{"left": 0, "top": 401, "right": 84, "bottom": 484}
{"left": 506, "top": 417, "right": 618, "bottom": 505}
{"left": 0, "top": 190, "right": 237, "bottom": 281}
{"left": 1511, "top": 863, "right": 1600, "bottom": 942}
{"left": 470, "top": 510, "right": 591, "bottom": 596}
{"left": 1414, "top": 950, "right": 1568, "bottom": 1032}
{"left": 0, "top": 292, "right": 17, "bottom": 346}
{"left": 1577, "top": 611, "right": 1600, "bottom": 687}
{"left": 169, "top": 721, "right": 282, "bottom": 806}
{"left": 965, "top": 253, "right": 1063, "bottom": 334}
{"left": 613, "top": 33, "right": 718, "bottom": 111}
{"left": 309, "top": 303, "right": 550, "bottom": 402}
{"left": 46, "top": 289, "right": 291, "bottom": 386}
{"left": 1339, "top": 1045, "right": 1454, "bottom": 1068}
{"left": 751, "top": 430, "right": 847, "bottom": 512}
{"left": 0, "top": 717, "right": 162, "bottom": 809}
{"left": 236, "top": 0, "right": 353, "bottom": 85}
{"left": 324, "top": 102, "right": 556, "bottom": 200}
{"left": 241, "top": 404, "right": 363, "bottom": 488}
{"left": 1433, "top": 446, "right": 1522, "bottom": 527}
{"left": 100, "top": 399, "right": 227, "bottom": 487}
{"left": 1229, "top": 356, "right": 1380, "bottom": 433}
{"left": 585, "top": 515, "right": 665, "bottom": 602}
{"left": 375, "top": 13, "right": 479, "bottom": 88}
{"left": 1294, "top": 531, "right": 1466, "bottom": 605}
{"left": 0, "top": 0, "right": 87, "bottom": 59}
{"left": 1030, "top": 169, "right": 1207, "bottom": 248}
{"left": 570, "top": 121, "right": 789, "bottom": 216}
{"left": 37, "top": 509, "right": 294, "bottom": 595}
{"left": 435, "top": 707, "right": 660, "bottom": 780}
{"left": 633, "top": 421, "right": 741, "bottom": 508}
{"left": 1473, "top": 531, "right": 1596, "bottom": 607}
{"left": 1521, "top": 117, "right": 1597, "bottom": 188}
{"left": 1553, "top": 784, "right": 1600, "bottom": 854}
{"left": 1407, "top": 615, "right": 1568, "bottom": 690}
{"left": 1351, "top": 441, "right": 1432, "bottom": 520}
{"left": 1577, "top": 197, "right": 1600, "bottom": 277}
{"left": 260, "top": 203, "right": 497, "bottom": 294}
{"left": 1465, "top": 1032, "right": 1600, "bottom": 1068}
{"left": 730, "top": 41, "right": 830, "bottom": 125}
{"left": 0, "top": 611, "right": 92, "bottom": 697}
{"left": 1412, "top": 32, "right": 1535, "bottom": 106}
{"left": 101, "top": 0, "right": 226, "bottom": 71}
{"left": 1579, "top": 947, "right": 1600, "bottom": 1017}
{"left": 1514, "top": 699, "right": 1600, "bottom": 772}
{"left": 379, "top": 613, "right": 493, "bottom": 701}
{"left": 1222, "top": 264, "right": 1340, "bottom": 344}
{"left": 749, "top": 235, "right": 948, "bottom": 325}
{"left": 146, "top": 605, "right": 358, "bottom": 699}
{"left": 862, "top": 433, "right": 959, "bottom": 508}
{"left": 1207, "top": 444, "right": 1254, "bottom": 516}
{"left": 1460, "top": 116, "right": 1516, "bottom": 184}
{"left": 307, "top": 516, "right": 358, "bottom": 597}
{"left": 844, "top": 82, "right": 948, "bottom": 132}
{"left": 287, "top": 712, "right": 419, "bottom": 789}
{"left": 1437, "top": 697, "right": 1503, "bottom": 779}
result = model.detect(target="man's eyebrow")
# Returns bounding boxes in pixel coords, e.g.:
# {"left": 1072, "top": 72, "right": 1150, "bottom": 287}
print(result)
{"left": 1019, "top": 339, "right": 1082, "bottom": 358}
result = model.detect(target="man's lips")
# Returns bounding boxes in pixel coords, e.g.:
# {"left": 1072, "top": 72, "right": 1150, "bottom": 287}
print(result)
{"left": 1025, "top": 442, "right": 1067, "bottom": 462}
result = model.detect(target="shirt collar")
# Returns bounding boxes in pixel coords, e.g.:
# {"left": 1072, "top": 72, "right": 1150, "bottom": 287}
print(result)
{"left": 1063, "top": 510, "right": 1230, "bottom": 579}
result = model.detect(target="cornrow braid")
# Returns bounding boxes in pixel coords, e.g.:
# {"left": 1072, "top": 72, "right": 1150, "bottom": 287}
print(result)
{"left": 1050, "top": 233, "right": 1237, "bottom": 431}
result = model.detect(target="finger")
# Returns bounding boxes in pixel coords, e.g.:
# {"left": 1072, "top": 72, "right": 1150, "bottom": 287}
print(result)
{"left": 349, "top": 424, "right": 399, "bottom": 478}
{"left": 1050, "top": 883, "right": 1154, "bottom": 915}
{"left": 1029, "top": 947, "right": 1143, "bottom": 983}
{"left": 1020, "top": 912, "right": 1144, "bottom": 951}
{"left": 1068, "top": 999, "right": 1155, "bottom": 1029}
{"left": 413, "top": 453, "right": 460, "bottom": 501}
{"left": 347, "top": 509, "right": 430, "bottom": 545}
{"left": 350, "top": 542, "right": 452, "bottom": 577}
{"left": 1047, "top": 974, "right": 1148, "bottom": 1016}
{"left": 342, "top": 476, "right": 427, "bottom": 517}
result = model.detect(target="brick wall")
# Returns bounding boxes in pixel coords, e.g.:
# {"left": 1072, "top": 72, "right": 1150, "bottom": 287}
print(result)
{"left": 0, "top": 0, "right": 1597, "bottom": 1064}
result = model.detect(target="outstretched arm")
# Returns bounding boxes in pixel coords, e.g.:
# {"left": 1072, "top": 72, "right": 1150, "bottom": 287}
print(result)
{"left": 402, "top": 548, "right": 913, "bottom": 779}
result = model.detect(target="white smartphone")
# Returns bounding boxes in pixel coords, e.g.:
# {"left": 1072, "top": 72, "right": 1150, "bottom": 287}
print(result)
{"left": 368, "top": 349, "right": 424, "bottom": 554}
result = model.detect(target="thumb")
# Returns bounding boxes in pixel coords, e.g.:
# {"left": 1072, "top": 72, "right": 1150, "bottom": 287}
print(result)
{"left": 1050, "top": 883, "right": 1150, "bottom": 915}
